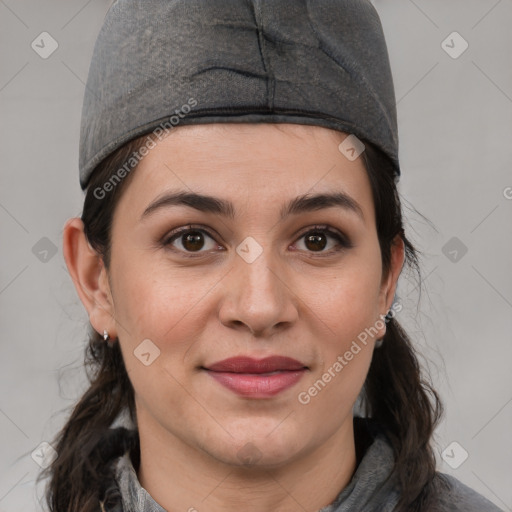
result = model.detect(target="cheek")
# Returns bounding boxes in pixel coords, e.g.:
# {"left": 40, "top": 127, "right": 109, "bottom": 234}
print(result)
{"left": 313, "top": 252, "right": 383, "bottom": 338}
{"left": 109, "top": 253, "right": 222, "bottom": 364}
{"left": 295, "top": 266, "right": 382, "bottom": 427}
{"left": 110, "top": 258, "right": 215, "bottom": 415}
{"left": 301, "top": 245, "right": 383, "bottom": 380}
{"left": 114, "top": 268, "right": 198, "bottom": 336}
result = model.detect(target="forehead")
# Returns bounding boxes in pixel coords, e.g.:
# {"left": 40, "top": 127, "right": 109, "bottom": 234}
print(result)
{"left": 115, "top": 123, "right": 374, "bottom": 221}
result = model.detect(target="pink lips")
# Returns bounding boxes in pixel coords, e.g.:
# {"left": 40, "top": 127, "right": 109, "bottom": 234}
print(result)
{"left": 203, "top": 356, "right": 308, "bottom": 398}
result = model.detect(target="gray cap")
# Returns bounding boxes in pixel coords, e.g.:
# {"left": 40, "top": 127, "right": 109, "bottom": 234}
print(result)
{"left": 79, "top": 0, "right": 399, "bottom": 190}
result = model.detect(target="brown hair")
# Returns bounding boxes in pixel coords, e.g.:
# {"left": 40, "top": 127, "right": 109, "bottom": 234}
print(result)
{"left": 38, "top": 129, "right": 448, "bottom": 511}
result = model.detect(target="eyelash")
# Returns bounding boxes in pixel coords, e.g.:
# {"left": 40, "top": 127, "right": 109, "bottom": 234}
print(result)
{"left": 162, "top": 224, "right": 353, "bottom": 258}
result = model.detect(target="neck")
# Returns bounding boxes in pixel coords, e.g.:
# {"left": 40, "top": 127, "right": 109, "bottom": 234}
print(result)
{"left": 137, "top": 414, "right": 358, "bottom": 512}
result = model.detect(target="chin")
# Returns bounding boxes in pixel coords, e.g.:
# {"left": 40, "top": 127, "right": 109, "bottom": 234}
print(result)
{"left": 204, "top": 421, "right": 305, "bottom": 468}
{"left": 214, "top": 444, "right": 299, "bottom": 470}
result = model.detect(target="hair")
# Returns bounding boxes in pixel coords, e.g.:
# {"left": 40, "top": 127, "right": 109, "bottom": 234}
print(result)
{"left": 38, "top": 127, "right": 449, "bottom": 511}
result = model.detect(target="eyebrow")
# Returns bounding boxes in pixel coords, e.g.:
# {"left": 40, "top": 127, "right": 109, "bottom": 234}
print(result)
{"left": 140, "top": 189, "right": 365, "bottom": 222}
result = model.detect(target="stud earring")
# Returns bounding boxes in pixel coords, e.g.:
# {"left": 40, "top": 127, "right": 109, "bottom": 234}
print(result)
{"left": 375, "top": 338, "right": 384, "bottom": 348}
{"left": 103, "top": 329, "right": 116, "bottom": 347}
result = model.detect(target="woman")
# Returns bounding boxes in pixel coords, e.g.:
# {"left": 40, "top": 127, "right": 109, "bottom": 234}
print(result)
{"left": 37, "top": 1, "right": 504, "bottom": 511}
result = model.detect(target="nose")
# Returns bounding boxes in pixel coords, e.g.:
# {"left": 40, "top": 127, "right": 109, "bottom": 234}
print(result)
{"left": 218, "top": 242, "right": 299, "bottom": 338}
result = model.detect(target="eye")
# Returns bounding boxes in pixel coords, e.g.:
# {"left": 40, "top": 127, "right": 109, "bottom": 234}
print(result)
{"left": 163, "top": 225, "right": 221, "bottom": 255}
{"left": 293, "top": 225, "right": 352, "bottom": 254}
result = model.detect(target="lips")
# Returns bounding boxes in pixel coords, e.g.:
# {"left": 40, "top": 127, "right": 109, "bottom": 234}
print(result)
{"left": 203, "top": 356, "right": 308, "bottom": 398}
{"left": 204, "top": 356, "right": 307, "bottom": 373}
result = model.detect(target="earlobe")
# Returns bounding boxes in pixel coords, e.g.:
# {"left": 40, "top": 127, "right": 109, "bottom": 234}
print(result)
{"left": 62, "top": 218, "right": 116, "bottom": 337}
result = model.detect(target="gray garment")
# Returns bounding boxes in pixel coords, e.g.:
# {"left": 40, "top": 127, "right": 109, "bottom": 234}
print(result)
{"left": 79, "top": 0, "right": 400, "bottom": 189}
{"left": 114, "top": 453, "right": 165, "bottom": 512}
{"left": 111, "top": 430, "right": 504, "bottom": 512}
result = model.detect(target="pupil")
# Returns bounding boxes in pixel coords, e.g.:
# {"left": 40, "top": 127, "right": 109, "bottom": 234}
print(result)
{"left": 183, "top": 231, "right": 204, "bottom": 251}
{"left": 305, "top": 232, "right": 326, "bottom": 251}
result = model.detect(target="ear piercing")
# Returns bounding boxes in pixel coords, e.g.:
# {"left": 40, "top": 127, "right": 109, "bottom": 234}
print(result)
{"left": 103, "top": 329, "right": 116, "bottom": 347}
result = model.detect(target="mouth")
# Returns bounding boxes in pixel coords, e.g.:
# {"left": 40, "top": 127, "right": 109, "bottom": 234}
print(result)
{"left": 203, "top": 355, "right": 308, "bottom": 373}
{"left": 201, "top": 356, "right": 308, "bottom": 398}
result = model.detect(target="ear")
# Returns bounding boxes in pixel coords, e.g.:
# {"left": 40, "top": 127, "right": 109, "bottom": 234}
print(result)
{"left": 62, "top": 217, "right": 116, "bottom": 338}
{"left": 376, "top": 235, "right": 405, "bottom": 337}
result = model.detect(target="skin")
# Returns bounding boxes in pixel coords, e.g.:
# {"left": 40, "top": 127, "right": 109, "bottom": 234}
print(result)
{"left": 63, "top": 123, "right": 404, "bottom": 512}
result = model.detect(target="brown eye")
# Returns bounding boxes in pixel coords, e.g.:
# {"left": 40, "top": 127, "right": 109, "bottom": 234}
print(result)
{"left": 304, "top": 232, "right": 328, "bottom": 252}
{"left": 164, "top": 227, "right": 219, "bottom": 254}
{"left": 181, "top": 231, "right": 206, "bottom": 252}
{"left": 295, "top": 226, "right": 352, "bottom": 254}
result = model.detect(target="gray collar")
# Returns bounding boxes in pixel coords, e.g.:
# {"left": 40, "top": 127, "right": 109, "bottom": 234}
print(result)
{"left": 114, "top": 452, "right": 166, "bottom": 512}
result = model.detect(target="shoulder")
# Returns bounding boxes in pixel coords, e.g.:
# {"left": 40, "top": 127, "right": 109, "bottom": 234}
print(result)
{"left": 429, "top": 472, "right": 505, "bottom": 512}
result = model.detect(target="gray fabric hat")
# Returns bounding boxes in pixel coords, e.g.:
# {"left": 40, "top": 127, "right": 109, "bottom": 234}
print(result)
{"left": 79, "top": 0, "right": 400, "bottom": 190}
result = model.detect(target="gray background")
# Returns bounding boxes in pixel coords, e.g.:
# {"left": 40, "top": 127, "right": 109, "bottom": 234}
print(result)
{"left": 1, "top": 0, "right": 511, "bottom": 510}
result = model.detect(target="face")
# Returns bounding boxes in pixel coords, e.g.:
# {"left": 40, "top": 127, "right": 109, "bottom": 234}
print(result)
{"left": 96, "top": 123, "right": 401, "bottom": 467}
